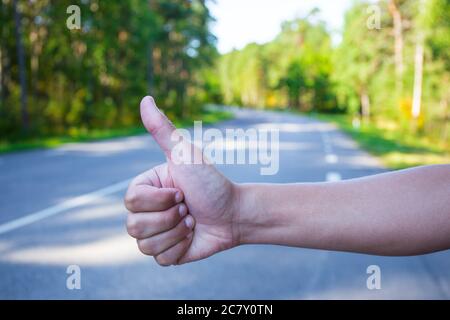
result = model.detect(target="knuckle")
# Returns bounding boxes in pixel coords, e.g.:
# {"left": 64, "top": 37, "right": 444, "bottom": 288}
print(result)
{"left": 126, "top": 215, "right": 141, "bottom": 238}
{"left": 137, "top": 239, "right": 155, "bottom": 256}
{"left": 149, "top": 120, "right": 165, "bottom": 137}
{"left": 124, "top": 188, "right": 139, "bottom": 212}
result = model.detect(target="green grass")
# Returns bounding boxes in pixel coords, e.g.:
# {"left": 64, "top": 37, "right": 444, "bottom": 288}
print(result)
{"left": 0, "top": 109, "right": 233, "bottom": 154}
{"left": 312, "top": 113, "right": 450, "bottom": 169}
{"left": 0, "top": 126, "right": 147, "bottom": 154}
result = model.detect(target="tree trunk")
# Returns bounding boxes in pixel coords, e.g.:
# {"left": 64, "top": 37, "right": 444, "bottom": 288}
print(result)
{"left": 0, "top": 44, "right": 3, "bottom": 105}
{"left": 147, "top": 0, "right": 154, "bottom": 94}
{"left": 13, "top": 0, "right": 29, "bottom": 132}
{"left": 388, "top": 0, "right": 404, "bottom": 94}
{"left": 412, "top": 35, "right": 424, "bottom": 120}
{"left": 147, "top": 43, "right": 153, "bottom": 94}
{"left": 360, "top": 90, "right": 371, "bottom": 121}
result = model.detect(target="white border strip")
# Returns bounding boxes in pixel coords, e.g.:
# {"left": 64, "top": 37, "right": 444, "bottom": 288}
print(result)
{"left": 0, "top": 179, "right": 130, "bottom": 235}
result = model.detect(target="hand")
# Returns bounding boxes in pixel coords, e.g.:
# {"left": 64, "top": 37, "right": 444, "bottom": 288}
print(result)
{"left": 124, "top": 96, "right": 240, "bottom": 266}
{"left": 124, "top": 97, "right": 450, "bottom": 262}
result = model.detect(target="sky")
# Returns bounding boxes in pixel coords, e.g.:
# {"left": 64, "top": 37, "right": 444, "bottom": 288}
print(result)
{"left": 208, "top": 0, "right": 354, "bottom": 54}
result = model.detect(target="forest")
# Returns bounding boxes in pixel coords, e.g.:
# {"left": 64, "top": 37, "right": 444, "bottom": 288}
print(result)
{"left": 1, "top": 0, "right": 449, "bottom": 156}
{"left": 1, "top": 0, "right": 217, "bottom": 139}
{"left": 218, "top": 0, "right": 449, "bottom": 146}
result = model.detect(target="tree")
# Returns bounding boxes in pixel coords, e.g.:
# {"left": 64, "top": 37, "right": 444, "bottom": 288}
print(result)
{"left": 422, "top": 0, "right": 450, "bottom": 139}
{"left": 218, "top": 15, "right": 336, "bottom": 112}
{"left": 388, "top": 0, "right": 405, "bottom": 93}
{"left": 13, "top": 0, "right": 28, "bottom": 131}
{"left": 0, "top": 0, "right": 217, "bottom": 139}
{"left": 333, "top": 1, "right": 391, "bottom": 120}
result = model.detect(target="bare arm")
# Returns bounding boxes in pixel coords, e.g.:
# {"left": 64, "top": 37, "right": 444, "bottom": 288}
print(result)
{"left": 125, "top": 97, "right": 450, "bottom": 266}
{"left": 236, "top": 164, "right": 450, "bottom": 256}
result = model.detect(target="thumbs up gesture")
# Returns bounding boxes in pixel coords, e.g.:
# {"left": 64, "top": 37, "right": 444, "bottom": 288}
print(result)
{"left": 124, "top": 96, "right": 240, "bottom": 265}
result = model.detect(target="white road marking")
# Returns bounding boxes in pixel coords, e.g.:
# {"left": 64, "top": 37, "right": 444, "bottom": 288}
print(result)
{"left": 326, "top": 172, "right": 342, "bottom": 182}
{"left": 325, "top": 153, "right": 338, "bottom": 164}
{"left": 320, "top": 129, "right": 336, "bottom": 159}
{"left": 0, "top": 179, "right": 130, "bottom": 235}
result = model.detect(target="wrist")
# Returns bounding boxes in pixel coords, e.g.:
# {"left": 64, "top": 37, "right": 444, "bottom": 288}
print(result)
{"left": 231, "top": 182, "right": 329, "bottom": 249}
{"left": 231, "top": 183, "right": 286, "bottom": 246}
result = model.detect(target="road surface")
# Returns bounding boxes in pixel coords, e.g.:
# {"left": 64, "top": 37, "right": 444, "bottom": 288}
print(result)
{"left": 0, "top": 108, "right": 449, "bottom": 299}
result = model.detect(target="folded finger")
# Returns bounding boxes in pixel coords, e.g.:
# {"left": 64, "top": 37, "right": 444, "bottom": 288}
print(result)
{"left": 154, "top": 233, "right": 194, "bottom": 266}
{"left": 137, "top": 215, "right": 195, "bottom": 256}
{"left": 127, "top": 203, "right": 188, "bottom": 239}
{"left": 124, "top": 184, "right": 183, "bottom": 213}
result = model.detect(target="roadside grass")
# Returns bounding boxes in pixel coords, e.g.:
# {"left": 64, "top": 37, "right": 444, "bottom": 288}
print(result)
{"left": 0, "top": 109, "right": 233, "bottom": 154}
{"left": 313, "top": 113, "right": 450, "bottom": 169}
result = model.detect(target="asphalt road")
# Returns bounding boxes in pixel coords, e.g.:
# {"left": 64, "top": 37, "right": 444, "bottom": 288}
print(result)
{"left": 0, "top": 108, "right": 449, "bottom": 299}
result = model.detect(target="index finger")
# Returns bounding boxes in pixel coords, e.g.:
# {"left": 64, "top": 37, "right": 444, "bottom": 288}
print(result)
{"left": 124, "top": 184, "right": 183, "bottom": 213}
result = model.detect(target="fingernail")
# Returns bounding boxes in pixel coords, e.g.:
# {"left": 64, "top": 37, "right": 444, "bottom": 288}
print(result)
{"left": 178, "top": 204, "right": 187, "bottom": 217}
{"left": 184, "top": 216, "right": 194, "bottom": 229}
{"left": 175, "top": 191, "right": 182, "bottom": 203}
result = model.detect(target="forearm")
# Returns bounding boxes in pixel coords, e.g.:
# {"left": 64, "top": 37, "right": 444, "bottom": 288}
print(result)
{"left": 235, "top": 165, "right": 450, "bottom": 255}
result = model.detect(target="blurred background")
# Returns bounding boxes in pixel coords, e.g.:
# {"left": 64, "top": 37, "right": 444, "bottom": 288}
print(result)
{"left": 0, "top": 0, "right": 449, "bottom": 299}
{"left": 1, "top": 0, "right": 449, "bottom": 166}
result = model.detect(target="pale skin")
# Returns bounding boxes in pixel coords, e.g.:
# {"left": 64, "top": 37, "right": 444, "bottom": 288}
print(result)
{"left": 124, "top": 96, "right": 450, "bottom": 266}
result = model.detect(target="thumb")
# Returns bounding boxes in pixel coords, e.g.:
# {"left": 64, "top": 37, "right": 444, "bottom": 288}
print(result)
{"left": 140, "top": 96, "right": 177, "bottom": 156}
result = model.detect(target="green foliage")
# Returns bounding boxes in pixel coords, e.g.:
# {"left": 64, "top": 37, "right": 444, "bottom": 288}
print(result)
{"left": 0, "top": 0, "right": 217, "bottom": 140}
{"left": 1, "top": 0, "right": 449, "bottom": 155}
{"left": 0, "top": 107, "right": 233, "bottom": 154}
{"left": 214, "top": 0, "right": 449, "bottom": 153}
{"left": 334, "top": 0, "right": 449, "bottom": 144}
{"left": 217, "top": 14, "right": 338, "bottom": 112}
{"left": 315, "top": 113, "right": 449, "bottom": 169}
